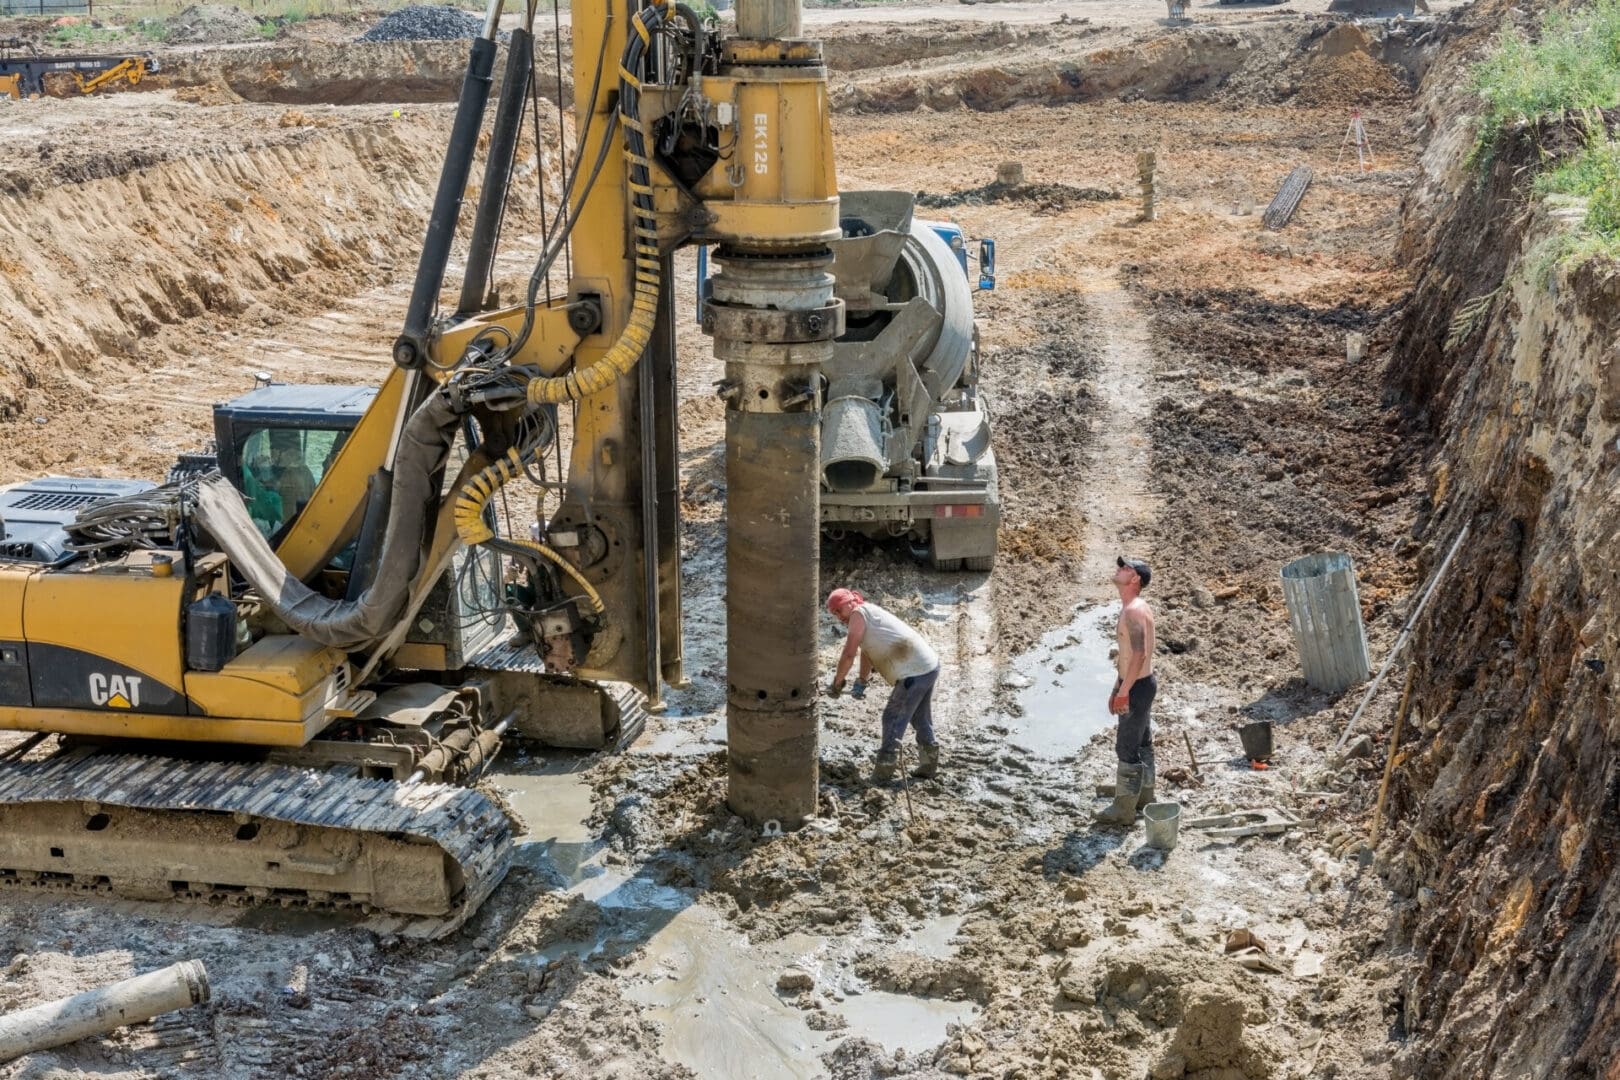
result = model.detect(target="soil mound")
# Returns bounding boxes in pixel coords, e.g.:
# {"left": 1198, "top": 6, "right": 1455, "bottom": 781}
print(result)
{"left": 1296, "top": 44, "right": 1407, "bottom": 106}
{"left": 166, "top": 4, "right": 263, "bottom": 44}
{"left": 918, "top": 180, "right": 1120, "bottom": 214}
{"left": 1150, "top": 981, "right": 1277, "bottom": 1078}
{"left": 358, "top": 4, "right": 483, "bottom": 42}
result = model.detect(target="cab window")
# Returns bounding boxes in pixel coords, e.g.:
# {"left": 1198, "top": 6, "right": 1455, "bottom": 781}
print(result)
{"left": 239, "top": 427, "right": 349, "bottom": 538}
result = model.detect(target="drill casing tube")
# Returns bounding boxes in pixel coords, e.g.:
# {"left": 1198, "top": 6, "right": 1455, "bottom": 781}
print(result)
{"left": 716, "top": 251, "right": 838, "bottom": 827}
{"left": 726, "top": 404, "right": 822, "bottom": 824}
{"left": 736, "top": 0, "right": 802, "bottom": 40}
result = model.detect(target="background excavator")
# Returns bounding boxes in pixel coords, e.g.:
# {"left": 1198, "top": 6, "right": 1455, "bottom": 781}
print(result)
{"left": 0, "top": 39, "right": 158, "bottom": 99}
{"left": 0, "top": 0, "right": 977, "bottom": 936}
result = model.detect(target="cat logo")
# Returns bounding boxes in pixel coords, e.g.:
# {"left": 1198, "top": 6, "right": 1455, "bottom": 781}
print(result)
{"left": 88, "top": 673, "right": 143, "bottom": 709}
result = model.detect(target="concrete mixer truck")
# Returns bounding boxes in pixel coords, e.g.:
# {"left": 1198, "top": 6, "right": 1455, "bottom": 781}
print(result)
{"left": 705, "top": 191, "right": 1000, "bottom": 572}
{"left": 820, "top": 191, "right": 1000, "bottom": 572}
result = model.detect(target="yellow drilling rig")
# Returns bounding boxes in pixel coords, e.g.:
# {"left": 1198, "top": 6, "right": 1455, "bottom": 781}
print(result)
{"left": 0, "top": 0, "right": 990, "bottom": 935}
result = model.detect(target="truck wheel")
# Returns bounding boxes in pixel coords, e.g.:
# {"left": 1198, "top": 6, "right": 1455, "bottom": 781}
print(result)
{"left": 963, "top": 553, "right": 996, "bottom": 573}
{"left": 928, "top": 550, "right": 962, "bottom": 572}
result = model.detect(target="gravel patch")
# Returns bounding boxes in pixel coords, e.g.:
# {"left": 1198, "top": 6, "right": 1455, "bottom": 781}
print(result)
{"left": 358, "top": 4, "right": 485, "bottom": 42}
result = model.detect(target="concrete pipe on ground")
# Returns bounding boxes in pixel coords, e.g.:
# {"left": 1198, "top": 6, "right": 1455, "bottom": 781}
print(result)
{"left": 0, "top": 960, "right": 210, "bottom": 1063}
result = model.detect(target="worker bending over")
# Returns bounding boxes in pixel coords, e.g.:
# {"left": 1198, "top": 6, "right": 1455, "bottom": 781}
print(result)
{"left": 826, "top": 588, "right": 942, "bottom": 782}
{"left": 1098, "top": 556, "right": 1158, "bottom": 826}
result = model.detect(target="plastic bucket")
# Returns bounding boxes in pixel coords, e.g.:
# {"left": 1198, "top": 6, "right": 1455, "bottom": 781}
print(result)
{"left": 1144, "top": 802, "right": 1180, "bottom": 851}
{"left": 1239, "top": 720, "right": 1274, "bottom": 763}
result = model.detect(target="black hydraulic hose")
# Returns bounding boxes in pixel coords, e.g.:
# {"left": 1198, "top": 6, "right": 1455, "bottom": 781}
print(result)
{"left": 459, "top": 28, "right": 535, "bottom": 317}
{"left": 498, "top": 110, "right": 619, "bottom": 360}
{"left": 456, "top": 21, "right": 615, "bottom": 369}
{"left": 343, "top": 469, "right": 394, "bottom": 603}
{"left": 673, "top": 3, "right": 705, "bottom": 78}
{"left": 394, "top": 34, "right": 500, "bottom": 371}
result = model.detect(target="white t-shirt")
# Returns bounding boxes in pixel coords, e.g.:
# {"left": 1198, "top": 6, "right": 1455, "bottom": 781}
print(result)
{"left": 856, "top": 602, "right": 939, "bottom": 683}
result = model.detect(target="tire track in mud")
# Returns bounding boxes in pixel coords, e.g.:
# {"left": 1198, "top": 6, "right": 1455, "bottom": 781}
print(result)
{"left": 979, "top": 278, "right": 1100, "bottom": 654}
{"left": 1069, "top": 276, "right": 1162, "bottom": 604}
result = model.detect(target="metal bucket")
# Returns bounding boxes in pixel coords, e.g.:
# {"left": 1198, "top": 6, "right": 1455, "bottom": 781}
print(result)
{"left": 1143, "top": 802, "right": 1180, "bottom": 851}
{"left": 1239, "top": 720, "right": 1274, "bottom": 762}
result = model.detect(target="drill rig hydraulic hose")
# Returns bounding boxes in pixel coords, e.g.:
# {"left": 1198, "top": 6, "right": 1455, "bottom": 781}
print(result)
{"left": 520, "top": 0, "right": 669, "bottom": 406}
{"left": 453, "top": 2, "right": 685, "bottom": 633}
{"left": 452, "top": 448, "right": 606, "bottom": 615}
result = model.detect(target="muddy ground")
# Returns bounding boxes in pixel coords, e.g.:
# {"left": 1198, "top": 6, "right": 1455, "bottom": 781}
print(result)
{"left": 0, "top": 3, "right": 1460, "bottom": 1078}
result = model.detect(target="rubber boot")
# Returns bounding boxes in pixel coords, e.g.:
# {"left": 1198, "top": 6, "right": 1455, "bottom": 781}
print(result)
{"left": 911, "top": 742, "right": 940, "bottom": 779}
{"left": 1096, "top": 763, "right": 1143, "bottom": 826}
{"left": 1135, "top": 745, "right": 1156, "bottom": 814}
{"left": 872, "top": 750, "right": 899, "bottom": 783}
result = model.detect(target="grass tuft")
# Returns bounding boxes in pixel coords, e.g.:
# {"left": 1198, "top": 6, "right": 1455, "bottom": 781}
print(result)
{"left": 1534, "top": 125, "right": 1620, "bottom": 238}
{"left": 1471, "top": 0, "right": 1620, "bottom": 152}
{"left": 45, "top": 22, "right": 129, "bottom": 46}
{"left": 1471, "top": 0, "right": 1620, "bottom": 266}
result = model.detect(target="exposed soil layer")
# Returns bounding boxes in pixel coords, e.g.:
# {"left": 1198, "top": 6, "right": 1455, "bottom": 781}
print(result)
{"left": 0, "top": 106, "right": 459, "bottom": 434}
{"left": 1135, "top": 285, "right": 1419, "bottom": 687}
{"left": 1366, "top": 2, "right": 1620, "bottom": 1076}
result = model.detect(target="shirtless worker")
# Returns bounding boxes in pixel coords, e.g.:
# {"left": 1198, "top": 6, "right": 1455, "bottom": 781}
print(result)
{"left": 826, "top": 588, "right": 942, "bottom": 782}
{"left": 1097, "top": 556, "right": 1158, "bottom": 826}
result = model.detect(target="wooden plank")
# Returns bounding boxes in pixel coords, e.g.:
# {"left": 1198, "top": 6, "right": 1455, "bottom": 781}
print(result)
{"left": 1282, "top": 552, "right": 1369, "bottom": 693}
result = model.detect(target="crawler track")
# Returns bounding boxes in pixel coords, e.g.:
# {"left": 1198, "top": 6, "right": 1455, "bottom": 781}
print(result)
{"left": 0, "top": 748, "right": 512, "bottom": 938}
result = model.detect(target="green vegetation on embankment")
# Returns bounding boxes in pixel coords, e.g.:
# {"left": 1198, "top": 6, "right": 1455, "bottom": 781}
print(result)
{"left": 1472, "top": 0, "right": 1620, "bottom": 262}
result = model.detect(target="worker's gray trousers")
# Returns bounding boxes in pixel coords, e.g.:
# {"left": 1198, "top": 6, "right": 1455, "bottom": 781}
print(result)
{"left": 1115, "top": 673, "right": 1158, "bottom": 766}
{"left": 879, "top": 667, "right": 939, "bottom": 753}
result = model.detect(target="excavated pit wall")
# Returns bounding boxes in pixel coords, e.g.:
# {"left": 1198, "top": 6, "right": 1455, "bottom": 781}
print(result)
{"left": 167, "top": 40, "right": 568, "bottom": 106}
{"left": 1379, "top": 2, "right": 1620, "bottom": 1075}
{"left": 155, "top": 21, "right": 1432, "bottom": 113}
{"left": 0, "top": 112, "right": 461, "bottom": 418}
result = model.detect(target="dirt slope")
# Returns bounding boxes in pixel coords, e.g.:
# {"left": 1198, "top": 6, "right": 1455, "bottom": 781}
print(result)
{"left": 1370, "top": 3, "right": 1620, "bottom": 1075}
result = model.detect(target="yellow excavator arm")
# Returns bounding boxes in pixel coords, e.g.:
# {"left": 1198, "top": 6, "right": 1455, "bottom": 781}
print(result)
{"left": 71, "top": 56, "right": 150, "bottom": 95}
{"left": 0, "top": 0, "right": 841, "bottom": 939}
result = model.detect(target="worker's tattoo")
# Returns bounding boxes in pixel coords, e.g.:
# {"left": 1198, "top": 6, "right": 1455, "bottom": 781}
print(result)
{"left": 1128, "top": 619, "right": 1146, "bottom": 654}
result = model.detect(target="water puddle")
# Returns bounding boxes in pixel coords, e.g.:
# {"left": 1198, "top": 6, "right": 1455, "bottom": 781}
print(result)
{"left": 1000, "top": 602, "right": 1121, "bottom": 758}
{"left": 898, "top": 915, "right": 965, "bottom": 959}
{"left": 626, "top": 904, "right": 974, "bottom": 1077}
{"left": 626, "top": 905, "right": 832, "bottom": 1078}
{"left": 574, "top": 866, "right": 690, "bottom": 914}
{"left": 489, "top": 764, "right": 599, "bottom": 885}
{"left": 631, "top": 714, "right": 728, "bottom": 756}
{"left": 831, "top": 991, "right": 978, "bottom": 1056}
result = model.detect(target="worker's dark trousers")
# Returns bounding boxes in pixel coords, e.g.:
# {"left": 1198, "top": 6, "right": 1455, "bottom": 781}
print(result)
{"left": 879, "top": 667, "right": 940, "bottom": 753}
{"left": 1115, "top": 674, "right": 1158, "bottom": 765}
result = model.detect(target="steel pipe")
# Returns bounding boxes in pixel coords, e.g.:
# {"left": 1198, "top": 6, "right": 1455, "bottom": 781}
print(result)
{"left": 393, "top": 4, "right": 502, "bottom": 369}
{"left": 458, "top": 27, "right": 535, "bottom": 316}
{"left": 715, "top": 251, "right": 835, "bottom": 827}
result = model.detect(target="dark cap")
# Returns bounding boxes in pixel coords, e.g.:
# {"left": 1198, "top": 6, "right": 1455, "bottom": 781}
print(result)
{"left": 1117, "top": 555, "right": 1152, "bottom": 589}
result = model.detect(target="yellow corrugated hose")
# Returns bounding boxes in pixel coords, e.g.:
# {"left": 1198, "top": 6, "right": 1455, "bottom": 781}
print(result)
{"left": 456, "top": 2, "right": 672, "bottom": 622}
{"left": 453, "top": 448, "right": 606, "bottom": 615}
{"left": 523, "top": 1, "right": 665, "bottom": 407}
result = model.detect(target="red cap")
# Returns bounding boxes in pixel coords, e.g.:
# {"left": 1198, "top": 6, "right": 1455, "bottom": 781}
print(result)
{"left": 826, "top": 588, "right": 864, "bottom": 614}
